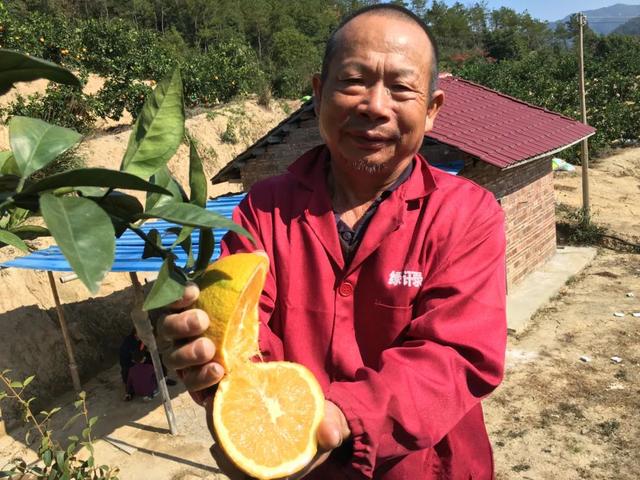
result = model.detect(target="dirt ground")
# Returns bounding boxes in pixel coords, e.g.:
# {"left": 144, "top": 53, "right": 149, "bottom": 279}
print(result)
{"left": 1, "top": 76, "right": 639, "bottom": 477}
{"left": 486, "top": 149, "right": 640, "bottom": 479}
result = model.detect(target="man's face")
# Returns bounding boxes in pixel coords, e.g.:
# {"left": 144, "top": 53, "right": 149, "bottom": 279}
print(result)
{"left": 313, "top": 14, "right": 443, "bottom": 177}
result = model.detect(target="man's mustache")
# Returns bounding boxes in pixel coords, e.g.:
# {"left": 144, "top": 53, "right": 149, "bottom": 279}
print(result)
{"left": 345, "top": 125, "right": 401, "bottom": 141}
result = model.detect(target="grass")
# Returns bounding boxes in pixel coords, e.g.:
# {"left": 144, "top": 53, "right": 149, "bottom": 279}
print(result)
{"left": 597, "top": 420, "right": 620, "bottom": 437}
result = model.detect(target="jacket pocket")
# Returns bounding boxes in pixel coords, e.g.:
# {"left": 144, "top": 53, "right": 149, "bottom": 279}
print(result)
{"left": 355, "top": 302, "right": 413, "bottom": 369}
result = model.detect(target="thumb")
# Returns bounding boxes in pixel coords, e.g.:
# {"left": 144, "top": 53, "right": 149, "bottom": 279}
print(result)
{"left": 316, "top": 418, "right": 343, "bottom": 451}
{"left": 316, "top": 401, "right": 350, "bottom": 451}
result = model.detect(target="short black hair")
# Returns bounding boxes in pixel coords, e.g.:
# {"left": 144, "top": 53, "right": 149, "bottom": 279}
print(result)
{"left": 132, "top": 350, "right": 147, "bottom": 364}
{"left": 320, "top": 4, "right": 440, "bottom": 96}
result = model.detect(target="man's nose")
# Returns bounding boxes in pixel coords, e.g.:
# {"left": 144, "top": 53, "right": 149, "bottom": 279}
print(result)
{"left": 359, "top": 82, "right": 392, "bottom": 120}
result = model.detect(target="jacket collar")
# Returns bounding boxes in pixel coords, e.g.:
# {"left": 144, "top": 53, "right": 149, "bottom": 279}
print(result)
{"left": 287, "top": 146, "right": 439, "bottom": 272}
{"left": 287, "top": 145, "right": 438, "bottom": 200}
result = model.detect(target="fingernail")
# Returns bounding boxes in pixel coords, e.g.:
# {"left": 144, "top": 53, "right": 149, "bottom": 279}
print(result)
{"left": 188, "top": 310, "right": 202, "bottom": 330}
{"left": 210, "top": 363, "right": 222, "bottom": 377}
{"left": 196, "top": 338, "right": 212, "bottom": 359}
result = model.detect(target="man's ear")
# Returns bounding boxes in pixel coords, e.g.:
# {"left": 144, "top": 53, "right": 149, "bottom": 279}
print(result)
{"left": 424, "top": 89, "right": 444, "bottom": 135}
{"left": 312, "top": 74, "right": 322, "bottom": 116}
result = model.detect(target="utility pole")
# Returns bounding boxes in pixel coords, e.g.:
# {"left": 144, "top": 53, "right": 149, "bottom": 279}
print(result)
{"left": 578, "top": 12, "right": 590, "bottom": 217}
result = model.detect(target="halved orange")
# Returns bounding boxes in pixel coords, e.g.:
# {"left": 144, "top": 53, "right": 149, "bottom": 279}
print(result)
{"left": 195, "top": 252, "right": 325, "bottom": 479}
{"left": 213, "top": 362, "right": 325, "bottom": 480}
{"left": 195, "top": 252, "right": 268, "bottom": 371}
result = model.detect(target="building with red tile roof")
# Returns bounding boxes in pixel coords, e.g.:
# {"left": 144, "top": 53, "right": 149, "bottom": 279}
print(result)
{"left": 212, "top": 75, "right": 595, "bottom": 288}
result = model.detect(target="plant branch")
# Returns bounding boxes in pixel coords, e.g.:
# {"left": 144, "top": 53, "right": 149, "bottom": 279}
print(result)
{"left": 127, "top": 223, "right": 173, "bottom": 261}
{"left": 0, "top": 372, "right": 46, "bottom": 440}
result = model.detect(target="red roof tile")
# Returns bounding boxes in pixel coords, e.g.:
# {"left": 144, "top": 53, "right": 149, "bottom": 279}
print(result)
{"left": 429, "top": 76, "right": 596, "bottom": 168}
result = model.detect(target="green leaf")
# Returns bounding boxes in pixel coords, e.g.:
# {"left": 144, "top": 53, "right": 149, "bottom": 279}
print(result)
{"left": 168, "top": 226, "right": 194, "bottom": 269}
{"left": 96, "top": 191, "right": 143, "bottom": 218}
{"left": 22, "top": 375, "right": 35, "bottom": 387}
{"left": 141, "top": 229, "right": 163, "bottom": 259}
{"left": 0, "top": 151, "right": 21, "bottom": 177}
{"left": 0, "top": 229, "right": 29, "bottom": 252}
{"left": 42, "top": 449, "right": 52, "bottom": 467}
{"left": 0, "top": 152, "right": 21, "bottom": 176}
{"left": 10, "top": 225, "right": 49, "bottom": 240}
{"left": 0, "top": 49, "right": 80, "bottom": 95}
{"left": 0, "top": 173, "right": 20, "bottom": 194}
{"left": 40, "top": 193, "right": 115, "bottom": 294}
{"left": 20, "top": 168, "right": 172, "bottom": 196}
{"left": 48, "top": 407, "right": 61, "bottom": 416}
{"left": 76, "top": 186, "right": 108, "bottom": 197}
{"left": 9, "top": 381, "right": 22, "bottom": 388}
{"left": 120, "top": 69, "right": 184, "bottom": 179}
{"left": 140, "top": 203, "right": 253, "bottom": 240}
{"left": 192, "top": 228, "right": 214, "bottom": 277}
{"left": 143, "top": 258, "right": 186, "bottom": 311}
{"left": 88, "top": 416, "right": 98, "bottom": 428}
{"left": 145, "top": 166, "right": 182, "bottom": 211}
{"left": 168, "top": 226, "right": 194, "bottom": 248}
{"left": 62, "top": 413, "right": 83, "bottom": 431}
{"left": 188, "top": 140, "right": 207, "bottom": 208}
{"left": 9, "top": 116, "right": 82, "bottom": 179}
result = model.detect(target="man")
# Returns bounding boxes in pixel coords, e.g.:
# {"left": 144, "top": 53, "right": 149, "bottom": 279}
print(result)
{"left": 160, "top": 4, "right": 506, "bottom": 479}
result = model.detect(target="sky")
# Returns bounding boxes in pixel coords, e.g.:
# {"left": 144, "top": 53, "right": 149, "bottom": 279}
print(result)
{"left": 442, "top": 0, "right": 640, "bottom": 21}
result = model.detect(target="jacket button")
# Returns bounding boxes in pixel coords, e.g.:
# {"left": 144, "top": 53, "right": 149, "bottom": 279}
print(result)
{"left": 338, "top": 281, "right": 353, "bottom": 297}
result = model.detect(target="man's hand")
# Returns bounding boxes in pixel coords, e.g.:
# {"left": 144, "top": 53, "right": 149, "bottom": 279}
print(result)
{"left": 158, "top": 283, "right": 224, "bottom": 393}
{"left": 160, "top": 285, "right": 352, "bottom": 478}
{"left": 290, "top": 400, "right": 352, "bottom": 479}
{"left": 206, "top": 399, "right": 351, "bottom": 479}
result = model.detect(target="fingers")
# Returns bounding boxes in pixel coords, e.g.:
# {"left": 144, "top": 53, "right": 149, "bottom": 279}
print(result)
{"left": 168, "top": 282, "right": 200, "bottom": 310}
{"left": 159, "top": 308, "right": 209, "bottom": 342}
{"left": 180, "top": 362, "right": 225, "bottom": 392}
{"left": 316, "top": 401, "right": 351, "bottom": 451}
{"left": 316, "top": 420, "right": 343, "bottom": 451}
{"left": 164, "top": 336, "right": 215, "bottom": 370}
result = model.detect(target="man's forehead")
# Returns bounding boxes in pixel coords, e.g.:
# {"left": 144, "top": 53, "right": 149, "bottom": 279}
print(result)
{"left": 338, "top": 13, "right": 430, "bottom": 47}
{"left": 333, "top": 14, "right": 432, "bottom": 61}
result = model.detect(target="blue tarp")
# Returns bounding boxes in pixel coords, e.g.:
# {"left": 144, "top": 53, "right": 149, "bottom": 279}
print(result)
{"left": 0, "top": 194, "right": 246, "bottom": 273}
{"left": 431, "top": 161, "right": 464, "bottom": 176}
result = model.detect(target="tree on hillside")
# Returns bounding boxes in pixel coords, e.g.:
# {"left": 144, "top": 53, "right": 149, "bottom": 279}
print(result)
{"left": 612, "top": 16, "right": 640, "bottom": 35}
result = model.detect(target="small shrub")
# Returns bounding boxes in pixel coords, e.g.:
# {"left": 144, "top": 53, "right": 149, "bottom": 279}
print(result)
{"left": 221, "top": 118, "right": 239, "bottom": 144}
{"left": 0, "top": 370, "right": 119, "bottom": 479}
{"left": 30, "top": 148, "right": 86, "bottom": 182}
{"left": 257, "top": 82, "right": 273, "bottom": 109}
{"left": 1, "top": 84, "right": 96, "bottom": 134}
{"left": 93, "top": 77, "right": 152, "bottom": 122}
{"left": 556, "top": 204, "right": 606, "bottom": 246}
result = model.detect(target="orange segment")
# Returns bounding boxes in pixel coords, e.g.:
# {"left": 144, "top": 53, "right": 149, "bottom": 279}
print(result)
{"left": 213, "top": 362, "right": 325, "bottom": 480}
{"left": 194, "top": 252, "right": 268, "bottom": 370}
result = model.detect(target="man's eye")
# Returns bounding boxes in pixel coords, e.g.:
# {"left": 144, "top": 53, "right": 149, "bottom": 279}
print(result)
{"left": 392, "top": 84, "right": 411, "bottom": 92}
{"left": 342, "top": 78, "right": 363, "bottom": 84}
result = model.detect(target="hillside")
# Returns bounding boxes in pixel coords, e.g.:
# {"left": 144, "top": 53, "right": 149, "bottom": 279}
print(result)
{"left": 552, "top": 3, "right": 640, "bottom": 34}
{"left": 613, "top": 15, "right": 640, "bottom": 34}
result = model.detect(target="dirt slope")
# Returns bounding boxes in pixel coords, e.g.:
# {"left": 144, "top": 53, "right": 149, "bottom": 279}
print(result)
{"left": 554, "top": 148, "right": 640, "bottom": 240}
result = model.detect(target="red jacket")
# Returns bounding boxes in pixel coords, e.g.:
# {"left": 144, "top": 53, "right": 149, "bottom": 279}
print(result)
{"left": 220, "top": 146, "right": 507, "bottom": 479}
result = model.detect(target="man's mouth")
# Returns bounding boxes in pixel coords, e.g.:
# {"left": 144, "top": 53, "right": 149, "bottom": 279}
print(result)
{"left": 349, "top": 131, "right": 394, "bottom": 150}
